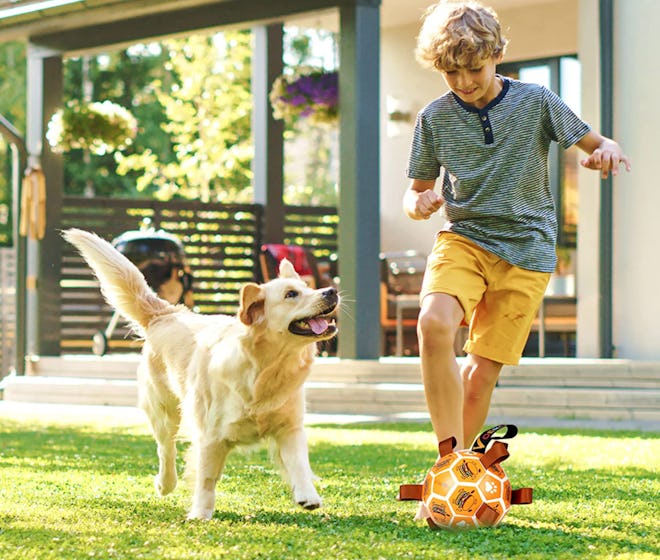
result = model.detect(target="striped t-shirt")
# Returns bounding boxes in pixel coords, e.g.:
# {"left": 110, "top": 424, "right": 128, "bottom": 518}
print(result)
{"left": 406, "top": 76, "right": 591, "bottom": 272}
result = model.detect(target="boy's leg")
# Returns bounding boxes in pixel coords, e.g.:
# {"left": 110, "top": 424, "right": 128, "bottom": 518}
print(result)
{"left": 461, "top": 354, "right": 503, "bottom": 448}
{"left": 417, "top": 292, "right": 466, "bottom": 448}
{"left": 459, "top": 262, "right": 550, "bottom": 445}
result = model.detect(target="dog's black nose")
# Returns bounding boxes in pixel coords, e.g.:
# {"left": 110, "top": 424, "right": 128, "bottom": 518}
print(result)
{"left": 322, "top": 287, "right": 338, "bottom": 303}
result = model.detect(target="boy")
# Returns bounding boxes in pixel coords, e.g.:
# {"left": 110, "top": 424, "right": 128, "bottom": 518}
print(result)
{"left": 404, "top": 0, "right": 631, "bottom": 450}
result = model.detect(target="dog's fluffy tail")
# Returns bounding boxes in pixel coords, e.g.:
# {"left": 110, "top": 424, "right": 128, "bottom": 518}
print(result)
{"left": 63, "top": 228, "right": 174, "bottom": 330}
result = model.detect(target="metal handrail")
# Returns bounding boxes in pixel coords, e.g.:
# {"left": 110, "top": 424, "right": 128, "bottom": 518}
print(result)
{"left": 0, "top": 114, "right": 27, "bottom": 160}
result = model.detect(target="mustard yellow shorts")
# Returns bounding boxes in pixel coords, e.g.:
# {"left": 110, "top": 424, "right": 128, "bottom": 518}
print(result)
{"left": 420, "top": 232, "right": 550, "bottom": 365}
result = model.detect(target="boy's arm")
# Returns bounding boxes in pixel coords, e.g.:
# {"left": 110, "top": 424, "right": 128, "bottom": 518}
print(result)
{"left": 403, "top": 179, "right": 443, "bottom": 220}
{"left": 576, "top": 130, "right": 632, "bottom": 179}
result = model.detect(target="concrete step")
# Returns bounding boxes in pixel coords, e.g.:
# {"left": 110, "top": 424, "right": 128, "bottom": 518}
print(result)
{"left": 4, "top": 374, "right": 659, "bottom": 424}
{"left": 24, "top": 355, "right": 660, "bottom": 389}
{"left": 311, "top": 358, "right": 660, "bottom": 389}
{"left": 500, "top": 359, "right": 660, "bottom": 389}
{"left": 2, "top": 375, "right": 138, "bottom": 406}
{"left": 304, "top": 382, "right": 660, "bottom": 422}
{"left": 3, "top": 356, "right": 659, "bottom": 427}
{"left": 26, "top": 354, "right": 140, "bottom": 379}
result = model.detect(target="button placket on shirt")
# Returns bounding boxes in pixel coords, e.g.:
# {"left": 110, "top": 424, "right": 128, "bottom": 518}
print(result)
{"left": 479, "top": 112, "right": 494, "bottom": 144}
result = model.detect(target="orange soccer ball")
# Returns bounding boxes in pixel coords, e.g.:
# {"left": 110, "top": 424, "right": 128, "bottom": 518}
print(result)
{"left": 421, "top": 448, "right": 511, "bottom": 529}
{"left": 399, "top": 425, "right": 533, "bottom": 530}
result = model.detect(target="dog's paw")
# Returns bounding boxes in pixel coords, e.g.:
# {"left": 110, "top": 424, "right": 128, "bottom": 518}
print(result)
{"left": 187, "top": 507, "right": 214, "bottom": 521}
{"left": 298, "top": 498, "right": 322, "bottom": 511}
{"left": 154, "top": 473, "right": 177, "bottom": 496}
{"left": 294, "top": 488, "right": 322, "bottom": 510}
{"left": 414, "top": 502, "right": 430, "bottom": 521}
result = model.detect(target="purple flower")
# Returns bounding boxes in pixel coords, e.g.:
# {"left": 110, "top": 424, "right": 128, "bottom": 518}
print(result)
{"left": 271, "top": 69, "right": 339, "bottom": 125}
{"left": 286, "top": 94, "right": 308, "bottom": 107}
{"left": 286, "top": 71, "right": 338, "bottom": 109}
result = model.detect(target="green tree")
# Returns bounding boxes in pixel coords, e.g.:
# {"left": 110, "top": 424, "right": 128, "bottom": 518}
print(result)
{"left": 62, "top": 47, "right": 170, "bottom": 197}
{"left": 0, "top": 41, "right": 26, "bottom": 131}
{"left": 0, "top": 41, "right": 26, "bottom": 246}
{"left": 54, "top": 27, "right": 337, "bottom": 205}
{"left": 116, "top": 32, "right": 254, "bottom": 202}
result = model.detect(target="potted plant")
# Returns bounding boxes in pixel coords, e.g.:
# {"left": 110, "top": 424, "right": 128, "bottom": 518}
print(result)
{"left": 46, "top": 99, "right": 137, "bottom": 155}
{"left": 269, "top": 67, "right": 338, "bottom": 126}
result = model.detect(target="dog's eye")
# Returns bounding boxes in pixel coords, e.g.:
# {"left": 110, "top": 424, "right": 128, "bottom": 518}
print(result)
{"left": 285, "top": 290, "right": 299, "bottom": 299}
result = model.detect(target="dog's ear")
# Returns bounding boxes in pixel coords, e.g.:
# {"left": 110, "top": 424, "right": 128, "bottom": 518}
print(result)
{"left": 239, "top": 283, "right": 265, "bottom": 326}
{"left": 278, "top": 258, "right": 300, "bottom": 280}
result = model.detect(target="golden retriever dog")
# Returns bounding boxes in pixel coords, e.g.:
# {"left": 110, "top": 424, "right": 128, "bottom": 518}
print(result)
{"left": 63, "top": 228, "right": 339, "bottom": 520}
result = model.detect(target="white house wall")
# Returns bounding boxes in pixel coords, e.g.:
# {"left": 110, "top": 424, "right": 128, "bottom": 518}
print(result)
{"left": 498, "top": 0, "right": 577, "bottom": 62}
{"left": 380, "top": 21, "right": 441, "bottom": 256}
{"left": 611, "top": 0, "right": 658, "bottom": 359}
{"left": 577, "top": 0, "right": 658, "bottom": 360}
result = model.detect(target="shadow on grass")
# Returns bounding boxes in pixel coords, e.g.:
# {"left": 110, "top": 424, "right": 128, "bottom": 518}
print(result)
{"left": 2, "top": 423, "right": 656, "bottom": 496}
{"left": 1, "top": 498, "right": 656, "bottom": 559}
{"left": 0, "top": 423, "right": 157, "bottom": 475}
{"left": 196, "top": 507, "right": 654, "bottom": 558}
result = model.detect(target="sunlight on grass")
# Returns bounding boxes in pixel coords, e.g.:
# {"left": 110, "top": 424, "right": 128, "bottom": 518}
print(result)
{"left": 0, "top": 410, "right": 658, "bottom": 559}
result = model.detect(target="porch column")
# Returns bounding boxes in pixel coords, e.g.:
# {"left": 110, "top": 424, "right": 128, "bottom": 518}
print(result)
{"left": 577, "top": 0, "right": 601, "bottom": 357}
{"left": 338, "top": 0, "right": 381, "bottom": 359}
{"left": 25, "top": 45, "right": 64, "bottom": 357}
{"left": 608, "top": 0, "right": 658, "bottom": 358}
{"left": 252, "top": 24, "right": 285, "bottom": 245}
{"left": 598, "top": 0, "right": 613, "bottom": 358}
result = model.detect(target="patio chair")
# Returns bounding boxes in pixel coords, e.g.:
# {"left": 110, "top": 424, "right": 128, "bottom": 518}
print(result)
{"left": 379, "top": 251, "right": 426, "bottom": 356}
{"left": 258, "top": 243, "right": 331, "bottom": 289}
{"left": 379, "top": 250, "right": 468, "bottom": 357}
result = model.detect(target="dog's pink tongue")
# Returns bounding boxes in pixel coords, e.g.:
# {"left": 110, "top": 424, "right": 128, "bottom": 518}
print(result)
{"left": 308, "top": 317, "right": 328, "bottom": 334}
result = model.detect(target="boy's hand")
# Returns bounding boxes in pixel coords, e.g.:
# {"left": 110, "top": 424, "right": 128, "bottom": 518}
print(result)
{"left": 404, "top": 180, "right": 444, "bottom": 220}
{"left": 415, "top": 189, "right": 444, "bottom": 220}
{"left": 580, "top": 138, "right": 632, "bottom": 179}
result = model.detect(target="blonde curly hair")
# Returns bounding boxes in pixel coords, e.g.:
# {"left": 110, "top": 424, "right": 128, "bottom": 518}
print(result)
{"left": 415, "top": 1, "right": 508, "bottom": 72}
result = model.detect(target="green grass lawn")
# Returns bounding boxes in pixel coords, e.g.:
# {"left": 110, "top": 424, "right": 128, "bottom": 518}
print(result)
{"left": 0, "top": 409, "right": 657, "bottom": 560}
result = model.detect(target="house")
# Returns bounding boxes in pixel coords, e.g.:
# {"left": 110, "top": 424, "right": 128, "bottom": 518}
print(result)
{"left": 0, "top": 0, "right": 656, "bottom": 363}
{"left": 379, "top": 0, "right": 656, "bottom": 362}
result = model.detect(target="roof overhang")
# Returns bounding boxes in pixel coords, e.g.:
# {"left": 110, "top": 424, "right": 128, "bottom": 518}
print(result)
{"left": 0, "top": 0, "right": 360, "bottom": 53}
{"left": 0, "top": 0, "right": 557, "bottom": 55}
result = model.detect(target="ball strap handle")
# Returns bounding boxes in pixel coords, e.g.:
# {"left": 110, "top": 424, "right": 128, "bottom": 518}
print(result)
{"left": 438, "top": 435, "right": 457, "bottom": 457}
{"left": 475, "top": 503, "right": 501, "bottom": 526}
{"left": 471, "top": 424, "right": 518, "bottom": 454}
{"left": 511, "top": 487, "right": 534, "bottom": 504}
{"left": 479, "top": 440, "right": 510, "bottom": 469}
{"left": 397, "top": 484, "right": 423, "bottom": 501}
{"left": 398, "top": 435, "right": 456, "bottom": 502}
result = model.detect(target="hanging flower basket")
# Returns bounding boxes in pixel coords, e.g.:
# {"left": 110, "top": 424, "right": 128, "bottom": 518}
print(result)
{"left": 46, "top": 99, "right": 138, "bottom": 156}
{"left": 269, "top": 67, "right": 338, "bottom": 126}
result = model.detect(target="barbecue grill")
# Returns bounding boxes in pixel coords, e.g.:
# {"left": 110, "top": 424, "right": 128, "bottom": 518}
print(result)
{"left": 91, "top": 228, "right": 193, "bottom": 356}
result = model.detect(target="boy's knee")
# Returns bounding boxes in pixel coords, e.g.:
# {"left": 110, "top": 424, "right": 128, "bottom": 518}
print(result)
{"left": 462, "top": 358, "right": 502, "bottom": 397}
{"left": 417, "top": 309, "right": 455, "bottom": 343}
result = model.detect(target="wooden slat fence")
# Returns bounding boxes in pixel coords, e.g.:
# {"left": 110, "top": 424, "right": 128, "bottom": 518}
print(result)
{"left": 59, "top": 197, "right": 337, "bottom": 354}
{"left": 283, "top": 205, "right": 339, "bottom": 267}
